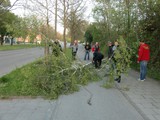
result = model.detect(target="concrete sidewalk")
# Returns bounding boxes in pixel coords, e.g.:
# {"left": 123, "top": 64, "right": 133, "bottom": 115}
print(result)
{"left": 113, "top": 69, "right": 160, "bottom": 120}
{"left": 76, "top": 43, "right": 160, "bottom": 120}
{"left": 0, "top": 98, "right": 57, "bottom": 120}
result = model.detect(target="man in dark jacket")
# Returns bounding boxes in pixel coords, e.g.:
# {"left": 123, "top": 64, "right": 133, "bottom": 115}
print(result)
{"left": 93, "top": 52, "right": 104, "bottom": 68}
{"left": 52, "top": 39, "right": 62, "bottom": 56}
{"left": 107, "top": 41, "right": 113, "bottom": 59}
{"left": 84, "top": 42, "right": 91, "bottom": 60}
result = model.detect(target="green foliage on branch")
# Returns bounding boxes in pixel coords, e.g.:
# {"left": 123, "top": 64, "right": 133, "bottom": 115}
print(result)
{"left": 114, "top": 37, "right": 132, "bottom": 76}
{"left": 104, "top": 36, "right": 132, "bottom": 87}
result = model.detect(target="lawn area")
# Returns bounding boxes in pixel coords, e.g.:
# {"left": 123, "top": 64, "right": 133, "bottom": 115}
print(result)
{"left": 0, "top": 49, "right": 98, "bottom": 99}
{"left": 0, "top": 44, "right": 41, "bottom": 51}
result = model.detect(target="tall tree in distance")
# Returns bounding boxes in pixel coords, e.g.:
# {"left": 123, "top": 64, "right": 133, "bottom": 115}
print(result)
{"left": 55, "top": 0, "right": 57, "bottom": 40}
{"left": 23, "top": 0, "right": 56, "bottom": 58}
{"left": 68, "top": 0, "right": 87, "bottom": 44}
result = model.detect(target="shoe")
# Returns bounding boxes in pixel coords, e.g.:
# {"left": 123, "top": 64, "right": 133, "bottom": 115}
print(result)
{"left": 140, "top": 80, "right": 145, "bottom": 81}
{"left": 117, "top": 78, "right": 121, "bottom": 83}
{"left": 115, "top": 78, "right": 121, "bottom": 83}
{"left": 141, "top": 79, "right": 146, "bottom": 81}
{"left": 138, "top": 78, "right": 146, "bottom": 81}
{"left": 114, "top": 78, "right": 121, "bottom": 83}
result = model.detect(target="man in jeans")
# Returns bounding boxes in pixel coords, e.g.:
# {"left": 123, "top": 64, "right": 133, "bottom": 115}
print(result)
{"left": 137, "top": 40, "right": 150, "bottom": 81}
{"left": 84, "top": 42, "right": 91, "bottom": 60}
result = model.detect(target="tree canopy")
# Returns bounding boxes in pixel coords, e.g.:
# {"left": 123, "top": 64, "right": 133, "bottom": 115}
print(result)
{"left": 85, "top": 0, "right": 160, "bottom": 79}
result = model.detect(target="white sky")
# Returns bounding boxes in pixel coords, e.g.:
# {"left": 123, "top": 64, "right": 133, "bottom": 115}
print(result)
{"left": 10, "top": 0, "right": 94, "bottom": 33}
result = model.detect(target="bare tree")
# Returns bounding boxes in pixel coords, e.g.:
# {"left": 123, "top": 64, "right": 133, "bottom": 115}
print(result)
{"left": 58, "top": 0, "right": 87, "bottom": 48}
{"left": 23, "top": 0, "right": 56, "bottom": 58}
{"left": 20, "top": 0, "right": 87, "bottom": 50}
{"left": 68, "top": 0, "right": 87, "bottom": 44}
{"left": 0, "top": 0, "right": 20, "bottom": 16}
{"left": 58, "top": 0, "right": 70, "bottom": 50}
{"left": 55, "top": 0, "right": 57, "bottom": 39}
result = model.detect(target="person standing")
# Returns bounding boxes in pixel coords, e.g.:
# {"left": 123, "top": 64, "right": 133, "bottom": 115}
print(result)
{"left": 91, "top": 43, "right": 95, "bottom": 53}
{"left": 84, "top": 42, "right": 91, "bottom": 60}
{"left": 0, "top": 35, "right": 3, "bottom": 45}
{"left": 137, "top": 40, "right": 150, "bottom": 81}
{"left": 93, "top": 42, "right": 100, "bottom": 63}
{"left": 94, "top": 42, "right": 100, "bottom": 53}
{"left": 52, "top": 39, "right": 62, "bottom": 56}
{"left": 107, "top": 41, "right": 113, "bottom": 59}
{"left": 112, "top": 41, "right": 121, "bottom": 83}
{"left": 72, "top": 40, "right": 78, "bottom": 60}
{"left": 106, "top": 41, "right": 113, "bottom": 73}
{"left": 108, "top": 41, "right": 121, "bottom": 83}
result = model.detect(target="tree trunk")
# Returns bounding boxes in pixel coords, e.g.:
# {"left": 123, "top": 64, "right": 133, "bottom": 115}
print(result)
{"left": 63, "top": 0, "right": 66, "bottom": 50}
{"left": 44, "top": 0, "right": 50, "bottom": 63}
{"left": 55, "top": 0, "right": 57, "bottom": 40}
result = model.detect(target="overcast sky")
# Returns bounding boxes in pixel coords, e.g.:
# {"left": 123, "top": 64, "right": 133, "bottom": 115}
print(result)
{"left": 10, "top": 0, "right": 94, "bottom": 33}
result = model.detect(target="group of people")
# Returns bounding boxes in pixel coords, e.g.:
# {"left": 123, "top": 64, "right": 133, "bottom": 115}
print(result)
{"left": 84, "top": 42, "right": 104, "bottom": 68}
{"left": 71, "top": 39, "right": 150, "bottom": 83}
{"left": 71, "top": 41, "right": 104, "bottom": 68}
{"left": 107, "top": 40, "right": 150, "bottom": 83}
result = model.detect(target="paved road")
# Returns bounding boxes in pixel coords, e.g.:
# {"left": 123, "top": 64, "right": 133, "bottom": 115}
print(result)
{"left": 0, "top": 47, "right": 44, "bottom": 77}
{"left": 0, "top": 44, "right": 147, "bottom": 120}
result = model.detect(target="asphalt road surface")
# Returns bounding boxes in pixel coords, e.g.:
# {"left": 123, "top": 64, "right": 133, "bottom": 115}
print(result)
{"left": 0, "top": 47, "right": 44, "bottom": 77}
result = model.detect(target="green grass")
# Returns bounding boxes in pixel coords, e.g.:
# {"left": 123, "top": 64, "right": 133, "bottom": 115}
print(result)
{"left": 0, "top": 61, "right": 43, "bottom": 97}
{"left": 0, "top": 44, "right": 41, "bottom": 51}
{"left": 0, "top": 49, "right": 99, "bottom": 99}
{"left": 63, "top": 48, "right": 72, "bottom": 60}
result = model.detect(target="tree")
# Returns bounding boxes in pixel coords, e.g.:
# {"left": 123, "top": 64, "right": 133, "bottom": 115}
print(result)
{"left": 6, "top": 15, "right": 46, "bottom": 44}
{"left": 0, "top": 0, "right": 11, "bottom": 15}
{"left": 55, "top": 0, "right": 58, "bottom": 39}
{"left": 91, "top": 0, "right": 160, "bottom": 80}
{"left": 0, "top": 0, "right": 11, "bottom": 38}
{"left": 84, "top": 29, "right": 93, "bottom": 44}
{"left": 0, "top": 10, "right": 18, "bottom": 45}
{"left": 67, "top": 0, "right": 87, "bottom": 44}
{"left": 0, "top": 0, "right": 20, "bottom": 16}
{"left": 23, "top": 0, "right": 56, "bottom": 59}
